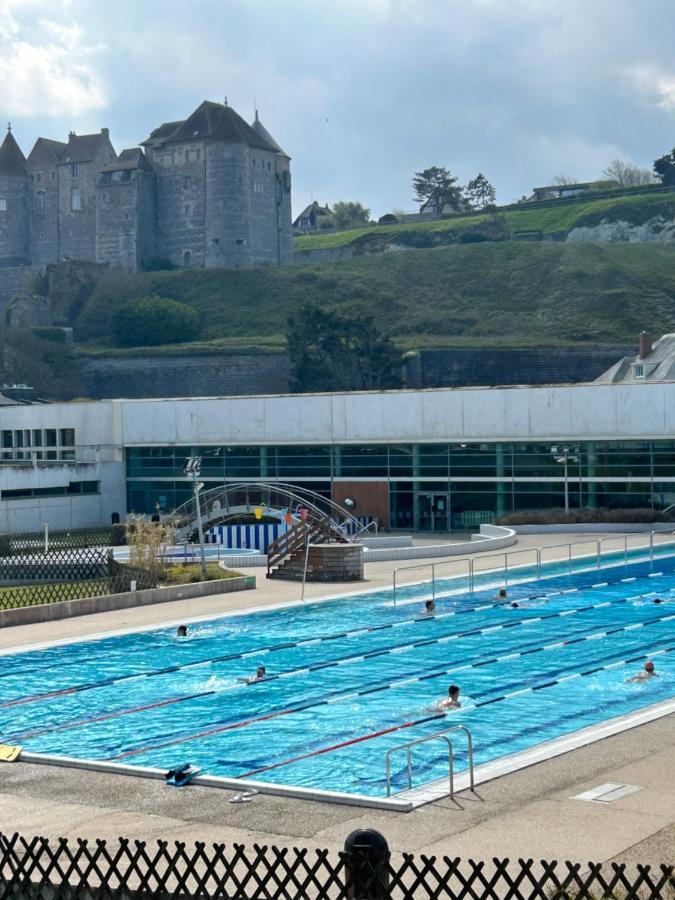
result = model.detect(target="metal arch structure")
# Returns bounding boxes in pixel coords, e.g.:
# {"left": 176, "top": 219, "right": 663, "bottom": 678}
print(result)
{"left": 168, "top": 482, "right": 365, "bottom": 542}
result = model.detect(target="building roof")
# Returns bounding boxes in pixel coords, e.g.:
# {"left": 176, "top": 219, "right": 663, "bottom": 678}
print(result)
{"left": 141, "top": 120, "right": 185, "bottom": 146}
{"left": 60, "top": 130, "right": 112, "bottom": 164}
{"left": 100, "top": 148, "right": 151, "bottom": 173}
{"left": 596, "top": 333, "right": 675, "bottom": 384}
{"left": 0, "top": 128, "right": 27, "bottom": 176}
{"left": 293, "top": 201, "right": 333, "bottom": 225}
{"left": 251, "top": 110, "right": 289, "bottom": 157}
{"left": 142, "top": 101, "right": 278, "bottom": 152}
{"left": 27, "top": 137, "right": 67, "bottom": 167}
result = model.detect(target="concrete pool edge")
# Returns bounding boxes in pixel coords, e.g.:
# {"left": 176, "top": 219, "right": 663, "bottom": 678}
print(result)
{"left": 14, "top": 699, "right": 675, "bottom": 814}
{"left": 396, "top": 697, "right": 675, "bottom": 807}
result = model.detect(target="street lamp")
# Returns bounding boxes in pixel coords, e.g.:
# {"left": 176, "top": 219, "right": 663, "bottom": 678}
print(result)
{"left": 183, "top": 456, "right": 208, "bottom": 578}
{"left": 551, "top": 446, "right": 580, "bottom": 514}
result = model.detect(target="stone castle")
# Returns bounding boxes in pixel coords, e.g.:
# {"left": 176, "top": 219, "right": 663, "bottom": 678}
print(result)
{"left": 0, "top": 100, "right": 292, "bottom": 273}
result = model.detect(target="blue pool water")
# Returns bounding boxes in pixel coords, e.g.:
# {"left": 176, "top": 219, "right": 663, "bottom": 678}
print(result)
{"left": 1, "top": 551, "right": 674, "bottom": 798}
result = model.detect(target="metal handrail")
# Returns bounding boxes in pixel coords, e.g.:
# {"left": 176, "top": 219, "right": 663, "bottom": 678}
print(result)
{"left": 385, "top": 724, "right": 474, "bottom": 798}
{"left": 392, "top": 559, "right": 471, "bottom": 605}
{"left": 391, "top": 529, "right": 675, "bottom": 598}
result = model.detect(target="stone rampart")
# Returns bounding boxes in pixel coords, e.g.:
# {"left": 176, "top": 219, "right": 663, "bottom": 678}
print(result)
{"left": 0, "top": 264, "right": 46, "bottom": 314}
{"left": 81, "top": 351, "right": 292, "bottom": 398}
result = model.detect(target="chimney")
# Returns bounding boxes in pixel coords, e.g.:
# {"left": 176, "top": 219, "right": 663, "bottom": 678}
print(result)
{"left": 638, "top": 331, "right": 652, "bottom": 359}
{"left": 101, "top": 127, "right": 109, "bottom": 137}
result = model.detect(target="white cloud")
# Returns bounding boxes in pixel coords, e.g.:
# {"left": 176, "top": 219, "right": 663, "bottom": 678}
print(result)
{"left": 630, "top": 65, "right": 675, "bottom": 111}
{"left": 0, "top": 0, "right": 106, "bottom": 116}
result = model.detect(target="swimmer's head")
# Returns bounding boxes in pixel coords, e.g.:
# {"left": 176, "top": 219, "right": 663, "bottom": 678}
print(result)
{"left": 176, "top": 625, "right": 188, "bottom": 637}
{"left": 653, "top": 598, "right": 664, "bottom": 604}
{"left": 256, "top": 665, "right": 266, "bottom": 678}
{"left": 448, "top": 684, "right": 460, "bottom": 700}
{"left": 425, "top": 599, "right": 436, "bottom": 612}
{"left": 510, "top": 601, "right": 519, "bottom": 608}
{"left": 645, "top": 660, "right": 655, "bottom": 673}
{"left": 499, "top": 588, "right": 507, "bottom": 599}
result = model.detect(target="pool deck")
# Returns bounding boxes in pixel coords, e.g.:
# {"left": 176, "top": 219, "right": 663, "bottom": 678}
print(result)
{"left": 0, "top": 531, "right": 673, "bottom": 867}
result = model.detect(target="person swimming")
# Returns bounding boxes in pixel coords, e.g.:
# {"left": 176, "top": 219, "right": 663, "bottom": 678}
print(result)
{"left": 437, "top": 684, "right": 461, "bottom": 710}
{"left": 425, "top": 599, "right": 436, "bottom": 615}
{"left": 625, "top": 660, "right": 657, "bottom": 683}
{"left": 250, "top": 665, "right": 267, "bottom": 683}
{"left": 496, "top": 588, "right": 508, "bottom": 602}
{"left": 176, "top": 625, "right": 188, "bottom": 637}
{"left": 510, "top": 601, "right": 520, "bottom": 608}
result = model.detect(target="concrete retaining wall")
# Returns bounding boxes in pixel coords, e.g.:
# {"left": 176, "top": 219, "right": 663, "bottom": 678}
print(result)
{"left": 364, "top": 524, "right": 516, "bottom": 563}
{"left": 0, "top": 574, "right": 255, "bottom": 628}
{"left": 510, "top": 523, "right": 675, "bottom": 534}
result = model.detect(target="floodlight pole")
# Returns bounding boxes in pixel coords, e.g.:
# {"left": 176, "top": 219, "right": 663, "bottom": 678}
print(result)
{"left": 185, "top": 456, "right": 208, "bottom": 579}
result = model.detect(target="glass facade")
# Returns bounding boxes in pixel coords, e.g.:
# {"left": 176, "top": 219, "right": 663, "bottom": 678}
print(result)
{"left": 125, "top": 441, "right": 675, "bottom": 528}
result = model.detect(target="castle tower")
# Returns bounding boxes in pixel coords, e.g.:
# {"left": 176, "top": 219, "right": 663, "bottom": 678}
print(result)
{"left": 0, "top": 125, "right": 31, "bottom": 265}
{"left": 251, "top": 110, "right": 293, "bottom": 265}
{"left": 142, "top": 100, "right": 292, "bottom": 269}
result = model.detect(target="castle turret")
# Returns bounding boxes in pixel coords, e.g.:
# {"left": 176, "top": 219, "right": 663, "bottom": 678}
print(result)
{"left": 250, "top": 110, "right": 292, "bottom": 265}
{"left": 0, "top": 125, "right": 31, "bottom": 265}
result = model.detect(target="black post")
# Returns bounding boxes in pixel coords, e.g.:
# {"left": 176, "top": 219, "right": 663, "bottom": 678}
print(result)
{"left": 343, "top": 829, "right": 390, "bottom": 900}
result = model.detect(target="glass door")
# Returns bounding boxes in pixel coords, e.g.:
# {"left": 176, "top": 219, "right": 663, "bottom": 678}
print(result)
{"left": 416, "top": 493, "right": 450, "bottom": 531}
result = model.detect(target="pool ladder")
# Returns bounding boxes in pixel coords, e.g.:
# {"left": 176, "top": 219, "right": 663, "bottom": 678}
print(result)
{"left": 385, "top": 724, "right": 474, "bottom": 798}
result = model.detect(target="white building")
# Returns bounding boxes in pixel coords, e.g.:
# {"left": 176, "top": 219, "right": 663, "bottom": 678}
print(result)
{"left": 1, "top": 381, "right": 674, "bottom": 533}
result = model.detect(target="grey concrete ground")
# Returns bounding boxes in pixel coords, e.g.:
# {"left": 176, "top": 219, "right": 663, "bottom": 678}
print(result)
{"left": 0, "top": 531, "right": 673, "bottom": 868}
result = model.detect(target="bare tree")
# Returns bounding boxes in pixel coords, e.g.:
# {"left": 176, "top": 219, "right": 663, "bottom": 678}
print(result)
{"left": 602, "top": 159, "right": 656, "bottom": 187}
{"left": 550, "top": 174, "right": 579, "bottom": 186}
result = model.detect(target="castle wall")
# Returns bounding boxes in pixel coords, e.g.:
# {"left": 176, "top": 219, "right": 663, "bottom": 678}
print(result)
{"left": 149, "top": 140, "right": 207, "bottom": 268}
{"left": 0, "top": 264, "right": 45, "bottom": 314}
{"left": 58, "top": 134, "right": 116, "bottom": 263}
{"left": 96, "top": 170, "right": 156, "bottom": 271}
{"left": 0, "top": 174, "right": 30, "bottom": 264}
{"left": 27, "top": 163, "right": 60, "bottom": 265}
{"left": 247, "top": 147, "right": 282, "bottom": 265}
{"left": 202, "top": 142, "right": 250, "bottom": 268}
{"left": 275, "top": 156, "right": 293, "bottom": 264}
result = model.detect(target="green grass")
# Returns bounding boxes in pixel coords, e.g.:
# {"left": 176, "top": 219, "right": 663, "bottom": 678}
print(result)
{"left": 0, "top": 580, "right": 107, "bottom": 607}
{"left": 73, "top": 241, "right": 675, "bottom": 352}
{"left": 294, "top": 192, "right": 675, "bottom": 250}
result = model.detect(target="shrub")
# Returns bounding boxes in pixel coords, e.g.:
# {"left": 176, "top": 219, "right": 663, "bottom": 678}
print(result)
{"left": 496, "top": 507, "right": 675, "bottom": 525}
{"left": 112, "top": 295, "right": 200, "bottom": 347}
{"left": 143, "top": 257, "right": 176, "bottom": 272}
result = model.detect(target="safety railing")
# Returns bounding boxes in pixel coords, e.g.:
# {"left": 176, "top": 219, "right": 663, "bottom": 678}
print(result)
{"left": 392, "top": 558, "right": 472, "bottom": 605}
{"left": 385, "top": 724, "right": 474, "bottom": 798}
{"left": 392, "top": 529, "right": 675, "bottom": 602}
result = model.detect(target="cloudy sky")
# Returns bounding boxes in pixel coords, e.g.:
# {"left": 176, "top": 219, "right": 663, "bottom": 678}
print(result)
{"left": 2, "top": 0, "right": 675, "bottom": 217}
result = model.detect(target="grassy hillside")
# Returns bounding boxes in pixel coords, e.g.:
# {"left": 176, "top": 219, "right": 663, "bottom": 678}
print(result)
{"left": 294, "top": 191, "right": 675, "bottom": 251}
{"left": 74, "top": 242, "right": 675, "bottom": 354}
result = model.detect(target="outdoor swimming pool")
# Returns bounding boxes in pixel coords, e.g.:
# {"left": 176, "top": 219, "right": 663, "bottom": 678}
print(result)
{"left": 1, "top": 551, "right": 674, "bottom": 801}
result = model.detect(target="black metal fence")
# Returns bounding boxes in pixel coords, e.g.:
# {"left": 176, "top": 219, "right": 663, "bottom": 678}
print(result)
{"left": 0, "top": 832, "right": 672, "bottom": 900}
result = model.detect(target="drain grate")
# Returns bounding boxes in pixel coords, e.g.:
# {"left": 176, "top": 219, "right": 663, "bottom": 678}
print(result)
{"left": 573, "top": 782, "right": 642, "bottom": 803}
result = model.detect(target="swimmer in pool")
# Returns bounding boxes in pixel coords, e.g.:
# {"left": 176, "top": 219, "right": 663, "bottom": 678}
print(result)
{"left": 625, "top": 660, "right": 657, "bottom": 683}
{"left": 437, "top": 684, "right": 461, "bottom": 710}
{"left": 510, "top": 601, "right": 520, "bottom": 608}
{"left": 249, "top": 665, "right": 267, "bottom": 683}
{"left": 176, "top": 624, "right": 188, "bottom": 637}
{"left": 496, "top": 588, "right": 508, "bottom": 602}
{"left": 425, "top": 599, "right": 436, "bottom": 615}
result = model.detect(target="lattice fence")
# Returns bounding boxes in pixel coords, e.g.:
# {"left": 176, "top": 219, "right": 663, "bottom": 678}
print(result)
{"left": 0, "top": 562, "right": 156, "bottom": 610}
{"left": 0, "top": 833, "right": 672, "bottom": 900}
{"left": 0, "top": 548, "right": 111, "bottom": 583}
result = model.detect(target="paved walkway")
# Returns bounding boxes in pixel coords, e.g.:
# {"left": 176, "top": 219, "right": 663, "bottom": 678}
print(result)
{"left": 0, "top": 530, "right": 673, "bottom": 867}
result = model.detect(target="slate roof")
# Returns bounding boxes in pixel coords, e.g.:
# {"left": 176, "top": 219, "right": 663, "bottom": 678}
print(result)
{"left": 100, "top": 148, "right": 151, "bottom": 172}
{"left": 596, "top": 333, "right": 675, "bottom": 383}
{"left": 142, "top": 101, "right": 277, "bottom": 152}
{"left": 141, "top": 120, "right": 185, "bottom": 146}
{"left": 0, "top": 129, "right": 28, "bottom": 176}
{"left": 60, "top": 132, "right": 110, "bottom": 164}
{"left": 251, "top": 111, "right": 289, "bottom": 157}
{"left": 27, "top": 137, "right": 67, "bottom": 167}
